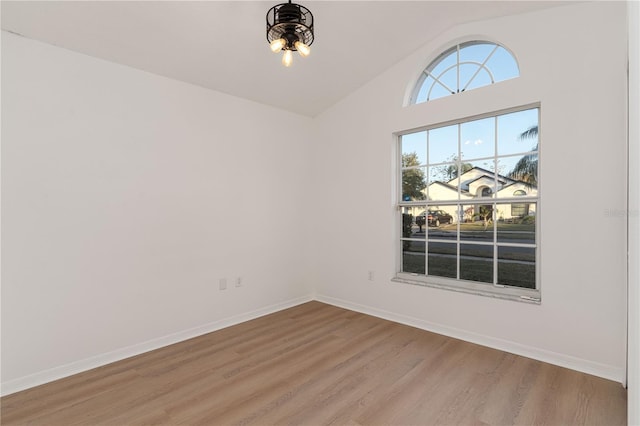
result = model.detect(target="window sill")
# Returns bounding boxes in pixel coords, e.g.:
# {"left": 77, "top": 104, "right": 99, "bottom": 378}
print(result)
{"left": 392, "top": 274, "right": 541, "bottom": 304}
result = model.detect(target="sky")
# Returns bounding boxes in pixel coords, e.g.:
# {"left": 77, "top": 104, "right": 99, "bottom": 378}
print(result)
{"left": 401, "top": 107, "right": 538, "bottom": 179}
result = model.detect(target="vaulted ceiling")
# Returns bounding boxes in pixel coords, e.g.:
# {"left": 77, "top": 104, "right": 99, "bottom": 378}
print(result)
{"left": 1, "top": 1, "right": 569, "bottom": 117}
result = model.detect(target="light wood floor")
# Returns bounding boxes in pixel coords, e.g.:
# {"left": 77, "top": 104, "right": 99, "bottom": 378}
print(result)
{"left": 1, "top": 301, "right": 627, "bottom": 425}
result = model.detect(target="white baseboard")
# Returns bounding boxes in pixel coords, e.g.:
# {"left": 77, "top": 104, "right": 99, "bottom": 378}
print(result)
{"left": 1, "top": 295, "right": 313, "bottom": 397}
{"left": 315, "top": 294, "right": 626, "bottom": 385}
{"left": 2, "top": 293, "right": 624, "bottom": 396}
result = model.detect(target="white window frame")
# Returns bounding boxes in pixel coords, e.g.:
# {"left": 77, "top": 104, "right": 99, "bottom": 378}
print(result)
{"left": 409, "top": 40, "right": 520, "bottom": 105}
{"left": 392, "top": 104, "right": 541, "bottom": 304}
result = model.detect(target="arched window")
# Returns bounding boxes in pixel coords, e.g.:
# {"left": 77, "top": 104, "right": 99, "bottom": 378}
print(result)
{"left": 410, "top": 41, "right": 519, "bottom": 105}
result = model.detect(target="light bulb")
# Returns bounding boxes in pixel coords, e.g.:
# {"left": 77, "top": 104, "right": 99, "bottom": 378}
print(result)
{"left": 294, "top": 41, "right": 311, "bottom": 57}
{"left": 282, "top": 49, "right": 293, "bottom": 67}
{"left": 270, "top": 38, "right": 286, "bottom": 53}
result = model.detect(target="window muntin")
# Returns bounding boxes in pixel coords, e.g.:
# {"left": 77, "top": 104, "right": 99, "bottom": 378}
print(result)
{"left": 410, "top": 41, "right": 519, "bottom": 105}
{"left": 396, "top": 106, "right": 539, "bottom": 301}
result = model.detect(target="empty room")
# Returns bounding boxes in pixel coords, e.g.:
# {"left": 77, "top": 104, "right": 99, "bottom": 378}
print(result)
{"left": 1, "top": 1, "right": 639, "bottom": 425}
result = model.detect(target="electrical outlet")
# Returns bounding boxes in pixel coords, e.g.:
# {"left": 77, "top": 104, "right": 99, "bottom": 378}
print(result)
{"left": 235, "top": 277, "right": 243, "bottom": 287}
{"left": 368, "top": 271, "right": 375, "bottom": 281}
{"left": 219, "top": 278, "right": 227, "bottom": 290}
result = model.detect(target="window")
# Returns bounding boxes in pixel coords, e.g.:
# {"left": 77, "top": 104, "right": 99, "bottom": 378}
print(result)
{"left": 395, "top": 106, "right": 540, "bottom": 302}
{"left": 410, "top": 41, "right": 519, "bottom": 105}
{"left": 511, "top": 190, "right": 529, "bottom": 218}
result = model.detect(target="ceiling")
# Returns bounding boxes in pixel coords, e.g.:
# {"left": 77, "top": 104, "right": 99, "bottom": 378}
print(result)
{"left": 1, "top": 1, "right": 569, "bottom": 117}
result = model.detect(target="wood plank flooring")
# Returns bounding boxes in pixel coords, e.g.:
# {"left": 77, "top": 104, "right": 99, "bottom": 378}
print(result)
{"left": 1, "top": 301, "right": 627, "bottom": 425}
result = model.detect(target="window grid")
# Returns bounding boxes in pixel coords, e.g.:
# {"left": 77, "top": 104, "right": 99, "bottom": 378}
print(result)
{"left": 397, "top": 105, "right": 539, "bottom": 300}
{"left": 410, "top": 41, "right": 519, "bottom": 105}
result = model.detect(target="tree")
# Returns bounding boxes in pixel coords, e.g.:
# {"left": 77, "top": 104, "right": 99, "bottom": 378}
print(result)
{"left": 402, "top": 152, "right": 426, "bottom": 200}
{"left": 402, "top": 153, "right": 426, "bottom": 247}
{"left": 508, "top": 125, "right": 538, "bottom": 187}
{"left": 433, "top": 155, "right": 473, "bottom": 182}
{"left": 478, "top": 205, "right": 493, "bottom": 230}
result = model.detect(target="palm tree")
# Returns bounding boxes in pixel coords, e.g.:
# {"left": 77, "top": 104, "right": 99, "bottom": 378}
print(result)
{"left": 519, "top": 125, "right": 539, "bottom": 140}
{"left": 509, "top": 125, "right": 538, "bottom": 187}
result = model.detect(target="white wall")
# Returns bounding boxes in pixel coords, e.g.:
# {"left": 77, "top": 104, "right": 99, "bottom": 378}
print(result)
{"left": 627, "top": 0, "right": 639, "bottom": 422}
{"left": 312, "top": 2, "right": 629, "bottom": 383}
{"left": 1, "top": 32, "right": 313, "bottom": 394}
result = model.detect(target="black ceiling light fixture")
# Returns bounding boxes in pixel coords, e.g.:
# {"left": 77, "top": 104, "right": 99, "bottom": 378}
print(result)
{"left": 266, "top": 0, "right": 314, "bottom": 67}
